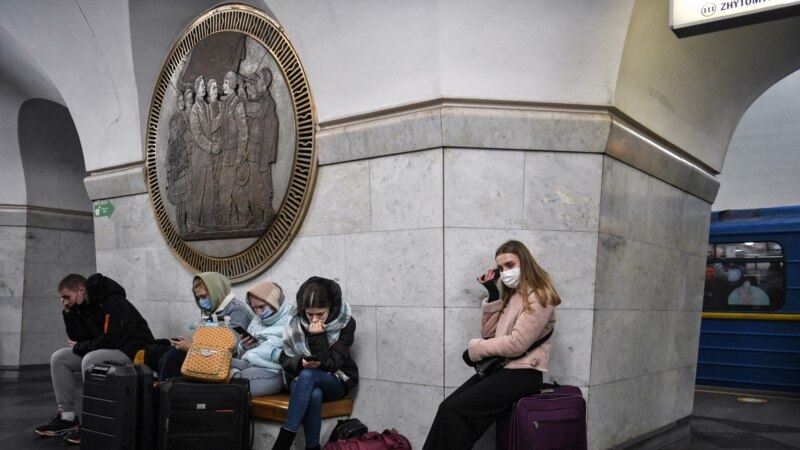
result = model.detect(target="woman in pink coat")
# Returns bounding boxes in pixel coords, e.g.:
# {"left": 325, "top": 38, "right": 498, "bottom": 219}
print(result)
{"left": 423, "top": 240, "right": 561, "bottom": 450}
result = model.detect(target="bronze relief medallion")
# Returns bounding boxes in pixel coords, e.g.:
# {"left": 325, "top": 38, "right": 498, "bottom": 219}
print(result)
{"left": 145, "top": 4, "right": 317, "bottom": 281}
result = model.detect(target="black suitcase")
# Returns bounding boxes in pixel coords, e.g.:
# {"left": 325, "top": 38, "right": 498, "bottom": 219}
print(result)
{"left": 157, "top": 378, "right": 252, "bottom": 450}
{"left": 82, "top": 360, "right": 155, "bottom": 450}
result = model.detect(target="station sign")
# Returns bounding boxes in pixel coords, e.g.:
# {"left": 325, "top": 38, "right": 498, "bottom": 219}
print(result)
{"left": 671, "top": 0, "right": 800, "bottom": 37}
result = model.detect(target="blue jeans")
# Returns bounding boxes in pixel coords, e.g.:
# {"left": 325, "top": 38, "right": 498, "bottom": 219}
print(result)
{"left": 284, "top": 369, "right": 346, "bottom": 447}
{"left": 158, "top": 348, "right": 186, "bottom": 382}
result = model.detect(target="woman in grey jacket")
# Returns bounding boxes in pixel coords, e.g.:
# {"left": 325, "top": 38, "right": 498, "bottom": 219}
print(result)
{"left": 423, "top": 240, "right": 561, "bottom": 450}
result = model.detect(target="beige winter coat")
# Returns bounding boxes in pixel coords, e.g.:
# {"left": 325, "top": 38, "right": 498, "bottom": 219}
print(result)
{"left": 467, "top": 291, "right": 556, "bottom": 372}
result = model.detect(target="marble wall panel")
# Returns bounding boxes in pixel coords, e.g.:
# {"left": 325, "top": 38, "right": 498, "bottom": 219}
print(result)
{"left": 169, "top": 299, "right": 203, "bottom": 338}
{"left": 19, "top": 330, "right": 66, "bottom": 366}
{"left": 0, "top": 260, "right": 24, "bottom": 298}
{"left": 637, "top": 369, "right": 681, "bottom": 434}
{"left": 297, "top": 161, "right": 371, "bottom": 237}
{"left": 595, "top": 234, "right": 686, "bottom": 311}
{"left": 103, "top": 195, "right": 163, "bottom": 249}
{"left": 20, "top": 294, "right": 64, "bottom": 333}
{"left": 376, "top": 306, "right": 443, "bottom": 386}
{"left": 350, "top": 305, "right": 378, "bottom": 380}
{"left": 270, "top": 234, "right": 348, "bottom": 305}
{"left": 590, "top": 310, "right": 674, "bottom": 385}
{"left": 547, "top": 308, "right": 593, "bottom": 386}
{"left": 26, "top": 210, "right": 93, "bottom": 233}
{"left": 673, "top": 365, "right": 697, "bottom": 419}
{"left": 145, "top": 247, "right": 192, "bottom": 304}
{"left": 598, "top": 157, "right": 649, "bottom": 243}
{"left": 370, "top": 150, "right": 443, "bottom": 232}
{"left": 93, "top": 212, "right": 117, "bottom": 250}
{"left": 317, "top": 109, "right": 443, "bottom": 165}
{"left": 682, "top": 194, "right": 712, "bottom": 256}
{"left": 134, "top": 300, "right": 172, "bottom": 340}
{"left": 444, "top": 307, "right": 482, "bottom": 387}
{"left": 58, "top": 230, "right": 96, "bottom": 265}
{"left": 95, "top": 248, "right": 147, "bottom": 303}
{"left": 345, "top": 229, "right": 442, "bottom": 307}
{"left": 440, "top": 107, "right": 611, "bottom": 153}
{"left": 83, "top": 166, "right": 147, "bottom": 201}
{"left": 667, "top": 311, "right": 702, "bottom": 370}
{"left": 0, "top": 332, "right": 21, "bottom": 367}
{"left": 644, "top": 177, "right": 685, "bottom": 250}
{"left": 352, "top": 379, "right": 443, "bottom": 448}
{"left": 0, "top": 296, "right": 22, "bottom": 333}
{"left": 587, "top": 377, "right": 643, "bottom": 450}
{"left": 24, "top": 228, "right": 61, "bottom": 263}
{"left": 22, "top": 261, "right": 67, "bottom": 298}
{"left": 0, "top": 226, "right": 26, "bottom": 262}
{"left": 444, "top": 149, "right": 524, "bottom": 229}
{"left": 523, "top": 152, "right": 603, "bottom": 231}
{"left": 682, "top": 254, "right": 706, "bottom": 312}
{"left": 444, "top": 228, "right": 596, "bottom": 309}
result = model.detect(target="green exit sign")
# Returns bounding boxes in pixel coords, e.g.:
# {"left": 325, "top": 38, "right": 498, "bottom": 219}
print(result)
{"left": 94, "top": 202, "right": 115, "bottom": 218}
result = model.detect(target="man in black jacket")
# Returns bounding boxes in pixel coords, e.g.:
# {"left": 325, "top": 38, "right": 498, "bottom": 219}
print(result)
{"left": 33, "top": 273, "right": 154, "bottom": 444}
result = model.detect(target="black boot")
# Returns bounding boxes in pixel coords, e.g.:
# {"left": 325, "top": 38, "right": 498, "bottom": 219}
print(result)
{"left": 271, "top": 427, "right": 297, "bottom": 450}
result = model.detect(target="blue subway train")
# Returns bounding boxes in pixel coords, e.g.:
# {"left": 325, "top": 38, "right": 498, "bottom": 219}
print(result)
{"left": 697, "top": 206, "right": 800, "bottom": 393}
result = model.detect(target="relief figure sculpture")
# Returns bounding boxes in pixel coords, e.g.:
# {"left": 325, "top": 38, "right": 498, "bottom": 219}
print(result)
{"left": 188, "top": 76, "right": 220, "bottom": 232}
{"left": 166, "top": 93, "right": 191, "bottom": 233}
{"left": 217, "top": 71, "right": 251, "bottom": 229}
{"left": 244, "top": 67, "right": 279, "bottom": 227}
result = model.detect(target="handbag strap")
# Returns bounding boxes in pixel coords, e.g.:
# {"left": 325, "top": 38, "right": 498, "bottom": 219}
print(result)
{"left": 508, "top": 328, "right": 553, "bottom": 361}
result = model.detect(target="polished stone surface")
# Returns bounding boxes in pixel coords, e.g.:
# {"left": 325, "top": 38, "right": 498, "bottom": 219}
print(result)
{"left": 5, "top": 374, "right": 788, "bottom": 450}
{"left": 297, "top": 160, "right": 371, "bottom": 237}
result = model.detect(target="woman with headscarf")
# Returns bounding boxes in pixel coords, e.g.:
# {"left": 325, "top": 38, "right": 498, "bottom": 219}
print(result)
{"left": 158, "top": 272, "right": 253, "bottom": 381}
{"left": 230, "top": 281, "right": 292, "bottom": 395}
{"left": 271, "top": 276, "right": 358, "bottom": 450}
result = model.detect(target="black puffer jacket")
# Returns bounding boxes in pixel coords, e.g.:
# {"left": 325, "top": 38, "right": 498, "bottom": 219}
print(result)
{"left": 280, "top": 277, "right": 359, "bottom": 393}
{"left": 62, "top": 273, "right": 154, "bottom": 359}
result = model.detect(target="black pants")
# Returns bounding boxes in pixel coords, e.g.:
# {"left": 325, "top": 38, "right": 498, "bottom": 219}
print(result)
{"left": 423, "top": 369, "right": 543, "bottom": 450}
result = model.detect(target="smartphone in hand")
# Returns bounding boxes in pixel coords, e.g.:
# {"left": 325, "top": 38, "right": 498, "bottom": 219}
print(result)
{"left": 232, "top": 325, "right": 256, "bottom": 341}
{"left": 304, "top": 355, "right": 319, "bottom": 362}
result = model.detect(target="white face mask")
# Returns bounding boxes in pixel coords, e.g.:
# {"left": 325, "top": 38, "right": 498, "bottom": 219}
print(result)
{"left": 499, "top": 267, "right": 521, "bottom": 289}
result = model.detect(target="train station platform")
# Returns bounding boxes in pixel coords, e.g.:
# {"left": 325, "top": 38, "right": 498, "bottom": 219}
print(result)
{"left": 2, "top": 368, "right": 799, "bottom": 449}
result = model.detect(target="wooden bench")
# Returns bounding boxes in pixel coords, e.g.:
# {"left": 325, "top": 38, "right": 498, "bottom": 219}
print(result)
{"left": 250, "top": 393, "right": 353, "bottom": 448}
{"left": 251, "top": 393, "right": 353, "bottom": 421}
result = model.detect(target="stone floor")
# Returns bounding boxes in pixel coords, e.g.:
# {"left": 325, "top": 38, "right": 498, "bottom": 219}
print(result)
{"left": 1, "top": 368, "right": 798, "bottom": 449}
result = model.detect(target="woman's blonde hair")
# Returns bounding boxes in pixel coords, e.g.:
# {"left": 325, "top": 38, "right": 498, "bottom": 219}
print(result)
{"left": 496, "top": 240, "right": 562, "bottom": 310}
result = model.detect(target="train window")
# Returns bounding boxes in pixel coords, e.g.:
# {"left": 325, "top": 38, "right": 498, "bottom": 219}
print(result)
{"left": 703, "top": 242, "right": 785, "bottom": 311}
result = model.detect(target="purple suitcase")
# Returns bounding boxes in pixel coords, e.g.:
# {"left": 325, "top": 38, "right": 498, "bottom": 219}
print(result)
{"left": 496, "top": 384, "right": 587, "bottom": 450}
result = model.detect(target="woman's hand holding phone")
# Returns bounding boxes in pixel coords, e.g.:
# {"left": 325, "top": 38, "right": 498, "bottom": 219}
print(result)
{"left": 240, "top": 336, "right": 257, "bottom": 349}
{"left": 170, "top": 335, "right": 191, "bottom": 351}
{"left": 302, "top": 355, "right": 321, "bottom": 368}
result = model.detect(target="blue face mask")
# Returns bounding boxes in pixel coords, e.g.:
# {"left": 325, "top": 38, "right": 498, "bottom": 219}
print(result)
{"left": 198, "top": 298, "right": 212, "bottom": 311}
{"left": 259, "top": 309, "right": 274, "bottom": 320}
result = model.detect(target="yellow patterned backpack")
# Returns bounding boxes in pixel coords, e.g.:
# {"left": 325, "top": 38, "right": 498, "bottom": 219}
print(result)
{"left": 180, "top": 325, "right": 236, "bottom": 383}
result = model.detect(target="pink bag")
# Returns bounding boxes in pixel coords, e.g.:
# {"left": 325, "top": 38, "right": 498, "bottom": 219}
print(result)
{"left": 323, "top": 429, "right": 412, "bottom": 450}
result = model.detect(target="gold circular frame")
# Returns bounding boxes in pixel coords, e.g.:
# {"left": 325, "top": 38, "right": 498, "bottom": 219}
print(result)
{"left": 145, "top": 4, "right": 317, "bottom": 281}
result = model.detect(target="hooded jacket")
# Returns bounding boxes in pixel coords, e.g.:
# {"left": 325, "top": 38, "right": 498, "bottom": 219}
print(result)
{"left": 238, "top": 282, "right": 292, "bottom": 372}
{"left": 63, "top": 273, "right": 154, "bottom": 359}
{"left": 192, "top": 272, "right": 252, "bottom": 332}
{"left": 279, "top": 277, "right": 359, "bottom": 393}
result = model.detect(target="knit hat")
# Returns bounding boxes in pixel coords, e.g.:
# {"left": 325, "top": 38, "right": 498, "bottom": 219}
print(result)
{"left": 246, "top": 281, "right": 284, "bottom": 312}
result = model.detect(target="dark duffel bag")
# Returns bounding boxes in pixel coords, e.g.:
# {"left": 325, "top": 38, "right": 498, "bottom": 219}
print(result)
{"left": 156, "top": 377, "right": 252, "bottom": 450}
{"left": 82, "top": 360, "right": 155, "bottom": 450}
{"left": 496, "top": 383, "right": 587, "bottom": 450}
{"left": 323, "top": 429, "right": 411, "bottom": 450}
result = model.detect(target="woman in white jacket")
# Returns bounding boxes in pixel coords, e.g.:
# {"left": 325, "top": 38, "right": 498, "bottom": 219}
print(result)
{"left": 231, "top": 281, "right": 292, "bottom": 396}
{"left": 423, "top": 239, "right": 561, "bottom": 450}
